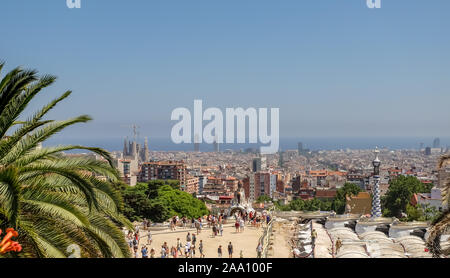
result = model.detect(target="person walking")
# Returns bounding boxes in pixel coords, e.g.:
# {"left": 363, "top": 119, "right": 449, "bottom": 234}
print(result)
{"left": 192, "top": 233, "right": 197, "bottom": 246}
{"left": 190, "top": 244, "right": 196, "bottom": 258}
{"left": 219, "top": 222, "right": 223, "bottom": 236}
{"left": 195, "top": 220, "right": 201, "bottom": 234}
{"left": 256, "top": 242, "right": 263, "bottom": 258}
{"left": 335, "top": 237, "right": 342, "bottom": 255}
{"left": 132, "top": 237, "right": 138, "bottom": 252}
{"left": 150, "top": 248, "right": 155, "bottom": 258}
{"left": 311, "top": 229, "right": 317, "bottom": 250}
{"left": 163, "top": 242, "right": 169, "bottom": 258}
{"left": 177, "top": 238, "right": 183, "bottom": 256}
{"left": 185, "top": 241, "right": 191, "bottom": 258}
{"left": 170, "top": 217, "right": 176, "bottom": 231}
{"left": 147, "top": 231, "right": 152, "bottom": 245}
{"left": 134, "top": 232, "right": 139, "bottom": 244}
{"left": 171, "top": 246, "right": 178, "bottom": 258}
{"left": 199, "top": 240, "right": 205, "bottom": 258}
{"left": 142, "top": 219, "right": 147, "bottom": 231}
{"left": 239, "top": 218, "right": 245, "bottom": 232}
{"left": 218, "top": 245, "right": 223, "bottom": 258}
{"left": 227, "top": 242, "right": 233, "bottom": 258}
{"left": 161, "top": 245, "right": 167, "bottom": 258}
{"left": 141, "top": 246, "right": 148, "bottom": 258}
{"left": 212, "top": 224, "right": 217, "bottom": 238}
{"left": 186, "top": 232, "right": 191, "bottom": 243}
{"left": 235, "top": 220, "right": 240, "bottom": 233}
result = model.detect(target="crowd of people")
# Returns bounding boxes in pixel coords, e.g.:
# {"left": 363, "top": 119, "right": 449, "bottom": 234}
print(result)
{"left": 125, "top": 210, "right": 272, "bottom": 258}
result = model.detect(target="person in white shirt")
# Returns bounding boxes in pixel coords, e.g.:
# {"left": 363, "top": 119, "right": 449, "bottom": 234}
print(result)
{"left": 185, "top": 241, "right": 191, "bottom": 258}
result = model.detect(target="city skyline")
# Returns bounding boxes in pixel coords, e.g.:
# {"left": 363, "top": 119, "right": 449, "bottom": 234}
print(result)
{"left": 43, "top": 135, "right": 450, "bottom": 153}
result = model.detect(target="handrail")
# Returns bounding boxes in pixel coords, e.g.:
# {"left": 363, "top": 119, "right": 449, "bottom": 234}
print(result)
{"left": 260, "top": 206, "right": 276, "bottom": 258}
{"left": 326, "top": 228, "right": 335, "bottom": 258}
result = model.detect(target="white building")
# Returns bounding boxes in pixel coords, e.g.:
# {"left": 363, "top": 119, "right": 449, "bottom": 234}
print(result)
{"left": 417, "top": 187, "right": 448, "bottom": 212}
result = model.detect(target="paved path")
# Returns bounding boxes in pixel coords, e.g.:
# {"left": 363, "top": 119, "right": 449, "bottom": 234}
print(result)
{"left": 312, "top": 222, "right": 333, "bottom": 258}
{"left": 133, "top": 224, "right": 264, "bottom": 258}
{"left": 269, "top": 222, "right": 294, "bottom": 258}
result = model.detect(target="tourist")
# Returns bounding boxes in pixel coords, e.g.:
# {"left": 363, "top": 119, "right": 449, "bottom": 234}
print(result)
{"left": 335, "top": 237, "right": 342, "bottom": 255}
{"left": 240, "top": 250, "right": 244, "bottom": 258}
{"left": 199, "top": 240, "right": 205, "bottom": 258}
{"left": 195, "top": 220, "right": 201, "bottom": 234}
{"left": 186, "top": 232, "right": 191, "bottom": 242}
{"left": 207, "top": 214, "right": 211, "bottom": 228}
{"left": 177, "top": 238, "right": 183, "bottom": 256}
{"left": 141, "top": 246, "right": 148, "bottom": 258}
{"left": 163, "top": 242, "right": 169, "bottom": 258}
{"left": 190, "top": 244, "right": 196, "bottom": 258}
{"left": 192, "top": 233, "right": 197, "bottom": 246}
{"left": 171, "top": 246, "right": 178, "bottom": 258}
{"left": 147, "top": 231, "right": 152, "bottom": 245}
{"left": 182, "top": 217, "right": 187, "bottom": 228}
{"left": 127, "top": 235, "right": 133, "bottom": 249}
{"left": 256, "top": 242, "right": 263, "bottom": 258}
{"left": 227, "top": 242, "right": 233, "bottom": 258}
{"left": 171, "top": 216, "right": 176, "bottom": 231}
{"left": 219, "top": 222, "right": 223, "bottom": 236}
{"left": 239, "top": 218, "right": 245, "bottom": 232}
{"left": 212, "top": 224, "right": 217, "bottom": 237}
{"left": 150, "top": 248, "right": 155, "bottom": 258}
{"left": 161, "top": 245, "right": 167, "bottom": 258}
{"left": 132, "top": 237, "right": 138, "bottom": 251}
{"left": 142, "top": 219, "right": 147, "bottom": 231}
{"left": 235, "top": 219, "right": 240, "bottom": 233}
{"left": 218, "top": 245, "right": 223, "bottom": 258}
{"left": 185, "top": 241, "right": 191, "bottom": 258}
{"left": 191, "top": 217, "right": 196, "bottom": 228}
{"left": 311, "top": 229, "right": 317, "bottom": 249}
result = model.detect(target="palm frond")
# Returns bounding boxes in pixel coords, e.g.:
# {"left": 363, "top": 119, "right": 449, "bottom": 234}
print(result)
{"left": 0, "top": 167, "right": 20, "bottom": 225}
{"left": 0, "top": 63, "right": 131, "bottom": 258}
{"left": 1, "top": 115, "right": 92, "bottom": 165}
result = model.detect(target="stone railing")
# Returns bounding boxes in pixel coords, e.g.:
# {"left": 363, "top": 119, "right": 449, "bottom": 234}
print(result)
{"left": 260, "top": 206, "right": 276, "bottom": 258}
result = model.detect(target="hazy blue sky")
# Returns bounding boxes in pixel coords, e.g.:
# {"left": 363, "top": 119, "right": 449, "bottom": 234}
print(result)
{"left": 1, "top": 0, "right": 449, "bottom": 141}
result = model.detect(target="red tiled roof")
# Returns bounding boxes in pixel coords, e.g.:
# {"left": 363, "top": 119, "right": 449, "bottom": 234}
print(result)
{"left": 315, "top": 190, "right": 337, "bottom": 198}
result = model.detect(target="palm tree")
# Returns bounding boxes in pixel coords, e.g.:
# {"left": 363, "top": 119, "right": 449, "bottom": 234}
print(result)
{"left": 0, "top": 62, "right": 132, "bottom": 258}
{"left": 426, "top": 154, "right": 450, "bottom": 258}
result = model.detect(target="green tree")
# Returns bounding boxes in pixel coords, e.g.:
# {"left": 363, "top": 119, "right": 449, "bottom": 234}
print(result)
{"left": 406, "top": 204, "right": 423, "bottom": 221}
{"left": 256, "top": 195, "right": 272, "bottom": 204}
{"left": 382, "top": 176, "right": 431, "bottom": 218}
{"left": 120, "top": 180, "right": 209, "bottom": 222}
{"left": 332, "top": 182, "right": 362, "bottom": 214}
{"left": 0, "top": 63, "right": 132, "bottom": 258}
{"left": 288, "top": 198, "right": 306, "bottom": 211}
{"left": 121, "top": 183, "right": 153, "bottom": 221}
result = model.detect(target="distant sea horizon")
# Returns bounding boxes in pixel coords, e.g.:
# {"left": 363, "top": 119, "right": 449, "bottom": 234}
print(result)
{"left": 42, "top": 136, "right": 450, "bottom": 153}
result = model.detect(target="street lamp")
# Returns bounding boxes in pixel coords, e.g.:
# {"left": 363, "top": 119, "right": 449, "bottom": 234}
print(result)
{"left": 371, "top": 147, "right": 382, "bottom": 218}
